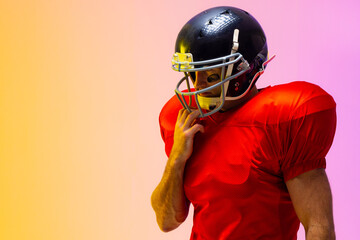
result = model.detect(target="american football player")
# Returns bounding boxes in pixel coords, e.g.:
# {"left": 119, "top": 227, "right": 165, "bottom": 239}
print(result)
{"left": 151, "top": 6, "right": 336, "bottom": 240}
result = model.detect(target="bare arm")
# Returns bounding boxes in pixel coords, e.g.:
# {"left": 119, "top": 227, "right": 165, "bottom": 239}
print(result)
{"left": 286, "top": 168, "right": 335, "bottom": 240}
{"left": 151, "top": 109, "right": 204, "bottom": 232}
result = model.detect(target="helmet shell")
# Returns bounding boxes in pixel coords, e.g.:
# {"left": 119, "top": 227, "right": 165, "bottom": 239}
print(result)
{"left": 175, "top": 6, "right": 267, "bottom": 79}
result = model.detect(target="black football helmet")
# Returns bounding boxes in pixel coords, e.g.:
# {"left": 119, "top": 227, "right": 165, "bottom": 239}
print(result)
{"left": 171, "top": 6, "right": 273, "bottom": 117}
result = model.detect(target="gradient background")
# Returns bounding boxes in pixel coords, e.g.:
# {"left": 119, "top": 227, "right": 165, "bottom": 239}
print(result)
{"left": 0, "top": 0, "right": 359, "bottom": 239}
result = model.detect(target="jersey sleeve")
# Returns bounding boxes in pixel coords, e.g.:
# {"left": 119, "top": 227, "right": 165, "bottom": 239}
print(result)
{"left": 159, "top": 121, "right": 174, "bottom": 158}
{"left": 281, "top": 92, "right": 337, "bottom": 181}
{"left": 159, "top": 95, "right": 182, "bottom": 157}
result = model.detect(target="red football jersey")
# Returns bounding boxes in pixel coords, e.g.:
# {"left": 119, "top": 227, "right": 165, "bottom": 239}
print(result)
{"left": 159, "top": 81, "right": 336, "bottom": 240}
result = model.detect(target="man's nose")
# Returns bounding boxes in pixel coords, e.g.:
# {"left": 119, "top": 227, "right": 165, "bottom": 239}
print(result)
{"left": 194, "top": 72, "right": 208, "bottom": 90}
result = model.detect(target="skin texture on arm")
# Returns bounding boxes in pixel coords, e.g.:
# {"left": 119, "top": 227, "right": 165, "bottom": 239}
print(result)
{"left": 151, "top": 109, "right": 204, "bottom": 232}
{"left": 286, "top": 168, "right": 336, "bottom": 240}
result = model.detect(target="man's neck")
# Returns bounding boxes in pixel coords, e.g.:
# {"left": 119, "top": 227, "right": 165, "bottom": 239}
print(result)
{"left": 221, "top": 86, "right": 259, "bottom": 111}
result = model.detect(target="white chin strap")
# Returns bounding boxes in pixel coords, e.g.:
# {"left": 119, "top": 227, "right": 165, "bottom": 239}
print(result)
{"left": 198, "top": 29, "right": 239, "bottom": 111}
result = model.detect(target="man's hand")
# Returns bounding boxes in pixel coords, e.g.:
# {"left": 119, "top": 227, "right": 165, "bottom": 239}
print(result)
{"left": 169, "top": 109, "right": 205, "bottom": 163}
{"left": 151, "top": 109, "right": 204, "bottom": 232}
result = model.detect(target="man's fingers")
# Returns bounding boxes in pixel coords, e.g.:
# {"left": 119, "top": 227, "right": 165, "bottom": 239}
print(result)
{"left": 177, "top": 108, "right": 191, "bottom": 126}
{"left": 177, "top": 108, "right": 186, "bottom": 121}
{"left": 187, "top": 123, "right": 205, "bottom": 136}
{"left": 183, "top": 110, "right": 201, "bottom": 129}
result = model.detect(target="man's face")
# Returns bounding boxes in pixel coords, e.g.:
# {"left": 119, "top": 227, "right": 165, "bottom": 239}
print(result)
{"left": 190, "top": 68, "right": 222, "bottom": 97}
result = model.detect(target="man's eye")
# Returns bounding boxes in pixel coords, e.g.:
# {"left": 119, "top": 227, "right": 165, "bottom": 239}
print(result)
{"left": 207, "top": 74, "right": 220, "bottom": 82}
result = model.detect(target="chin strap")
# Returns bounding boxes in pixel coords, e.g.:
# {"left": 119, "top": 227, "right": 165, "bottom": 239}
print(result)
{"left": 198, "top": 29, "right": 240, "bottom": 111}
{"left": 222, "top": 29, "right": 239, "bottom": 97}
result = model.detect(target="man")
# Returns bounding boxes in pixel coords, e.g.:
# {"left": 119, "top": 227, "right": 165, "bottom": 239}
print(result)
{"left": 151, "top": 6, "right": 336, "bottom": 240}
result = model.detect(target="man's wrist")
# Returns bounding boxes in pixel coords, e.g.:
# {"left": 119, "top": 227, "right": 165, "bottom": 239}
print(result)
{"left": 306, "top": 225, "right": 335, "bottom": 240}
{"left": 168, "top": 154, "right": 187, "bottom": 170}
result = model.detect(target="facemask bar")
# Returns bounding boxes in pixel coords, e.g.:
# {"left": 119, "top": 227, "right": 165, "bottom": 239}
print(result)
{"left": 174, "top": 57, "right": 250, "bottom": 117}
{"left": 174, "top": 55, "right": 275, "bottom": 118}
{"left": 173, "top": 28, "right": 250, "bottom": 117}
{"left": 184, "top": 72, "right": 192, "bottom": 107}
{"left": 174, "top": 68, "right": 224, "bottom": 117}
{"left": 172, "top": 52, "right": 242, "bottom": 72}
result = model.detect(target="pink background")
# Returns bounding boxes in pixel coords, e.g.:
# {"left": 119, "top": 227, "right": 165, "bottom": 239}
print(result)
{"left": 0, "top": 0, "right": 359, "bottom": 239}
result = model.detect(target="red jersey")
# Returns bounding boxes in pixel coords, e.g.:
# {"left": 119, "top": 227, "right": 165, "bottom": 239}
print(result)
{"left": 159, "top": 81, "right": 336, "bottom": 240}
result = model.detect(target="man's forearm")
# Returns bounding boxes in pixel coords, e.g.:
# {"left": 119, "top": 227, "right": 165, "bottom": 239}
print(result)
{"left": 151, "top": 156, "right": 189, "bottom": 232}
